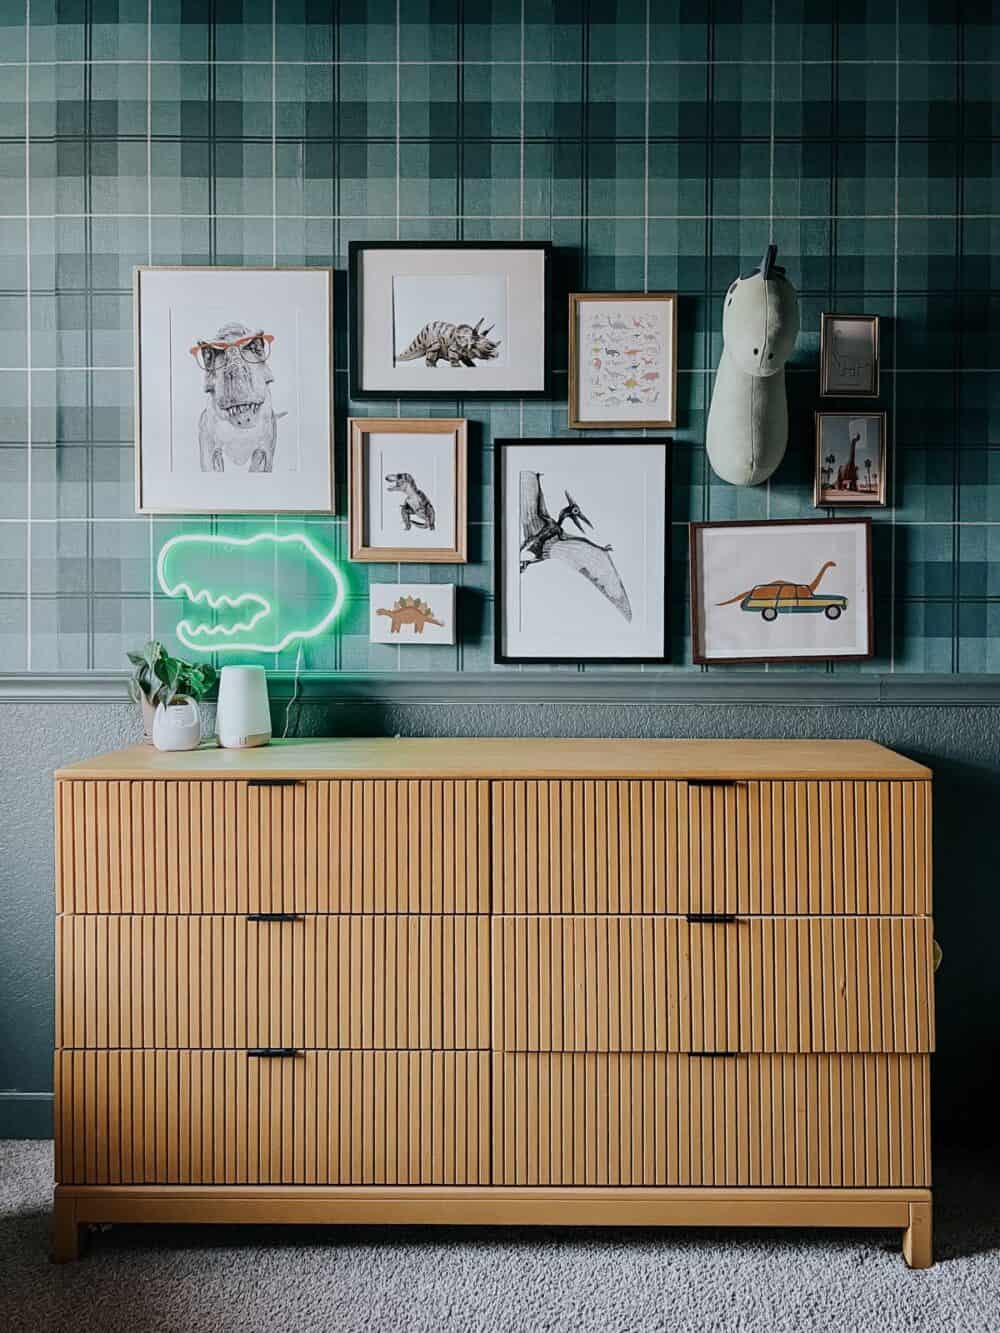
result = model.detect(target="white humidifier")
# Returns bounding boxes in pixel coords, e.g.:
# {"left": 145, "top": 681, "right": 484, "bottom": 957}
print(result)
{"left": 216, "top": 666, "right": 272, "bottom": 749}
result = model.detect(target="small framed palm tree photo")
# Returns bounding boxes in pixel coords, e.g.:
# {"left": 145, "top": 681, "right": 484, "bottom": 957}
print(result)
{"left": 814, "top": 411, "right": 887, "bottom": 507}
{"left": 493, "top": 438, "right": 670, "bottom": 663}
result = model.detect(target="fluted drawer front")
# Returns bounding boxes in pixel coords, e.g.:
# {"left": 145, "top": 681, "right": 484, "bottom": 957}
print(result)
{"left": 57, "top": 915, "right": 490, "bottom": 1050}
{"left": 492, "top": 779, "right": 931, "bottom": 915}
{"left": 56, "top": 778, "right": 490, "bottom": 913}
{"left": 55, "top": 1050, "right": 491, "bottom": 1185}
{"left": 495, "top": 1053, "right": 931, "bottom": 1187}
{"left": 493, "top": 916, "right": 934, "bottom": 1054}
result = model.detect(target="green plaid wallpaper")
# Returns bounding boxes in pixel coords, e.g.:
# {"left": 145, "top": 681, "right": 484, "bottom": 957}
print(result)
{"left": 0, "top": 0, "right": 995, "bottom": 676}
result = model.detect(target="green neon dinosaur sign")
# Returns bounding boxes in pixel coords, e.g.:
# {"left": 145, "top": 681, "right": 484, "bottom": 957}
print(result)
{"left": 157, "top": 532, "right": 346, "bottom": 654}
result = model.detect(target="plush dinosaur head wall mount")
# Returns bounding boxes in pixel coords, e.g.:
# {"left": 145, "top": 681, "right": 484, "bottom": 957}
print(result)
{"left": 706, "top": 244, "right": 800, "bottom": 486}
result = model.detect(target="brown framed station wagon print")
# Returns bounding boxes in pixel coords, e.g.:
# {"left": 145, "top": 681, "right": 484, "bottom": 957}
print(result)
{"left": 690, "top": 518, "right": 874, "bottom": 665}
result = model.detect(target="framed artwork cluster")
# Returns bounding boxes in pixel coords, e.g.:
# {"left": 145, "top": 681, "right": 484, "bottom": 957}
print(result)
{"left": 815, "top": 313, "right": 886, "bottom": 510}
{"left": 131, "top": 253, "right": 885, "bottom": 669}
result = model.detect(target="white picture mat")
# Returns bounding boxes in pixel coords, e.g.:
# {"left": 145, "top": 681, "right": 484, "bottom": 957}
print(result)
{"left": 500, "top": 444, "right": 667, "bottom": 659}
{"left": 695, "top": 523, "right": 870, "bottom": 660}
{"left": 370, "top": 583, "right": 456, "bottom": 645}
{"left": 138, "top": 268, "right": 332, "bottom": 512}
{"left": 575, "top": 297, "right": 675, "bottom": 424}
{"left": 360, "top": 248, "right": 546, "bottom": 392}
{"left": 363, "top": 432, "right": 457, "bottom": 551}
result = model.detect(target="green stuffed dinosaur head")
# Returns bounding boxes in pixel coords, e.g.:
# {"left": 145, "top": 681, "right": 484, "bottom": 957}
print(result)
{"left": 157, "top": 532, "right": 345, "bottom": 654}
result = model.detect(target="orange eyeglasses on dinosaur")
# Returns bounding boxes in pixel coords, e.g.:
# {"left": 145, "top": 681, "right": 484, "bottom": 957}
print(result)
{"left": 189, "top": 331, "right": 274, "bottom": 370}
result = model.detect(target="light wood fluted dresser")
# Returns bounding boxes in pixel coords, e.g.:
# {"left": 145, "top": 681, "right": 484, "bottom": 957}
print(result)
{"left": 53, "top": 738, "right": 934, "bottom": 1267}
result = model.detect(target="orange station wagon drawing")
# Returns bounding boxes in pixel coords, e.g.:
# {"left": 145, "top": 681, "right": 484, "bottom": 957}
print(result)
{"left": 717, "top": 559, "right": 848, "bottom": 623}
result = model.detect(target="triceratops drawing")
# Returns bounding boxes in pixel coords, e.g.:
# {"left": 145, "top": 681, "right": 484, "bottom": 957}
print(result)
{"left": 396, "top": 319, "right": 501, "bottom": 368}
{"left": 192, "top": 323, "right": 278, "bottom": 473}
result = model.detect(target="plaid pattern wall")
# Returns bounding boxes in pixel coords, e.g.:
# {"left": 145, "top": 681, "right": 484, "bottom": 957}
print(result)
{"left": 0, "top": 0, "right": 996, "bottom": 675}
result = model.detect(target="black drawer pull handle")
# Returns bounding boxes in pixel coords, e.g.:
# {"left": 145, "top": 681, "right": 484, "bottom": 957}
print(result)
{"left": 687, "top": 779, "right": 747, "bottom": 788}
{"left": 686, "top": 912, "right": 738, "bottom": 924}
{"left": 690, "top": 1051, "right": 739, "bottom": 1058}
{"left": 248, "top": 779, "right": 304, "bottom": 788}
{"left": 247, "top": 1048, "right": 300, "bottom": 1058}
{"left": 247, "top": 913, "right": 302, "bottom": 923}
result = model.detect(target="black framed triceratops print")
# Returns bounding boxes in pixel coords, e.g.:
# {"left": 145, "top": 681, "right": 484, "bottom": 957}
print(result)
{"left": 134, "top": 266, "right": 334, "bottom": 513}
{"left": 349, "top": 242, "right": 551, "bottom": 400}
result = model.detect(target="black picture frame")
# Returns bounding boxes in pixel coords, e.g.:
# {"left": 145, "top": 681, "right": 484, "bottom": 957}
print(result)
{"left": 348, "top": 241, "right": 553, "bottom": 401}
{"left": 689, "top": 517, "right": 875, "bottom": 665}
{"left": 493, "top": 437, "right": 671, "bottom": 665}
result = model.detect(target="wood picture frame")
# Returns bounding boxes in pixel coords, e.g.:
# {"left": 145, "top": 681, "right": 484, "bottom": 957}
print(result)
{"left": 820, "top": 313, "right": 880, "bottom": 398}
{"left": 690, "top": 517, "right": 874, "bottom": 665}
{"left": 349, "top": 417, "right": 468, "bottom": 563}
{"left": 814, "top": 411, "right": 888, "bottom": 508}
{"left": 568, "top": 292, "right": 678, "bottom": 429}
{"left": 494, "top": 437, "right": 670, "bottom": 664}
{"left": 134, "top": 265, "right": 335, "bottom": 514}
{"left": 349, "top": 241, "right": 552, "bottom": 400}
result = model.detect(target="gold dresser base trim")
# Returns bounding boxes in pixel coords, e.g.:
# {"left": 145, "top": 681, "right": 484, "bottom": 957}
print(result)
{"left": 53, "top": 1185, "right": 933, "bottom": 1269}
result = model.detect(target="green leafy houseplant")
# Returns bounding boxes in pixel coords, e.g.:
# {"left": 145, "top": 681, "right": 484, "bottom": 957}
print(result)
{"left": 127, "top": 641, "right": 218, "bottom": 740}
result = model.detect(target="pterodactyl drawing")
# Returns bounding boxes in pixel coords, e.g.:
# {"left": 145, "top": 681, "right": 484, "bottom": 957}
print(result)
{"left": 518, "top": 471, "right": 632, "bottom": 622}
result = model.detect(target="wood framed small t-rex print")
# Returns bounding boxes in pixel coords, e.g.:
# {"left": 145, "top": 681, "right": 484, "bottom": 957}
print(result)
{"left": 348, "top": 418, "right": 468, "bottom": 564}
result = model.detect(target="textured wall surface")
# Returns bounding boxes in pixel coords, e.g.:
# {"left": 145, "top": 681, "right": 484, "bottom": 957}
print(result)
{"left": 0, "top": 2, "right": 998, "bottom": 674}
{"left": 2, "top": 698, "right": 997, "bottom": 1140}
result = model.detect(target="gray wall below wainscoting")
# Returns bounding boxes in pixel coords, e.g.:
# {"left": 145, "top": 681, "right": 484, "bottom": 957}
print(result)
{"left": 1, "top": 695, "right": 996, "bottom": 1144}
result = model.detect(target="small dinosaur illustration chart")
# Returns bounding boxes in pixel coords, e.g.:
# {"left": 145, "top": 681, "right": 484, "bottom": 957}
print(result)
{"left": 579, "top": 307, "right": 667, "bottom": 415}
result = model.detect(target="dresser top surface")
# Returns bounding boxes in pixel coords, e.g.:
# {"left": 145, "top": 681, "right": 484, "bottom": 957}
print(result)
{"left": 56, "top": 737, "right": 931, "bottom": 781}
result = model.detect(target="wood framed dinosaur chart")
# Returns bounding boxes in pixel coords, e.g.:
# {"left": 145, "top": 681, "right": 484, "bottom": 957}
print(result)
{"left": 134, "top": 266, "right": 334, "bottom": 513}
{"left": 690, "top": 517, "right": 874, "bottom": 664}
{"left": 348, "top": 417, "right": 468, "bottom": 563}
{"left": 349, "top": 241, "right": 551, "bottom": 399}
{"left": 568, "top": 292, "right": 677, "bottom": 429}
{"left": 494, "top": 438, "right": 670, "bottom": 663}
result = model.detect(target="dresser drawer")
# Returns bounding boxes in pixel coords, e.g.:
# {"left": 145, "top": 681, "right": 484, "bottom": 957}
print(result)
{"left": 56, "top": 778, "right": 490, "bottom": 913}
{"left": 494, "top": 1053, "right": 930, "bottom": 1187}
{"left": 493, "top": 915, "right": 934, "bottom": 1054}
{"left": 55, "top": 1050, "right": 490, "bottom": 1186}
{"left": 57, "top": 914, "right": 490, "bottom": 1050}
{"left": 492, "top": 779, "right": 931, "bottom": 915}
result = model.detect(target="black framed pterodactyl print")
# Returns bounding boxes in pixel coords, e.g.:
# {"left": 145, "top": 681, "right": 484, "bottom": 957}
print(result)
{"left": 494, "top": 438, "right": 670, "bottom": 664}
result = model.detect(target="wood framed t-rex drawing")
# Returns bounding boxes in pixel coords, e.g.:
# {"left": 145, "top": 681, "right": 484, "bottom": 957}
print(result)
{"left": 494, "top": 438, "right": 670, "bottom": 663}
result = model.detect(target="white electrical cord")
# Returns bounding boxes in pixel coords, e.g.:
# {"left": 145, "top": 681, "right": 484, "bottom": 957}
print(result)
{"left": 282, "top": 642, "right": 304, "bottom": 740}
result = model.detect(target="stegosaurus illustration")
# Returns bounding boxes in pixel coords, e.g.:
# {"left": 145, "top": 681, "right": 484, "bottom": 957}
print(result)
{"left": 376, "top": 595, "right": 445, "bottom": 635}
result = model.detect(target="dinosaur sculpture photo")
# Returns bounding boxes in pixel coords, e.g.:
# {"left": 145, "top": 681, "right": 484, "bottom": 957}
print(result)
{"left": 519, "top": 471, "right": 632, "bottom": 622}
{"left": 385, "top": 473, "right": 435, "bottom": 531}
{"left": 376, "top": 596, "right": 445, "bottom": 635}
{"left": 192, "top": 323, "right": 279, "bottom": 473}
{"left": 396, "top": 319, "right": 501, "bottom": 368}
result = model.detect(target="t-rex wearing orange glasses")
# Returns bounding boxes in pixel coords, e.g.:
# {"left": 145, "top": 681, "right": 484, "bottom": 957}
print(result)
{"left": 190, "top": 323, "right": 278, "bottom": 473}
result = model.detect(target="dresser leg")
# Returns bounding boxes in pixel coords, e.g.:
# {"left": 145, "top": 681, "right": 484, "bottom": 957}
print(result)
{"left": 902, "top": 1200, "right": 933, "bottom": 1269}
{"left": 52, "top": 1196, "right": 81, "bottom": 1263}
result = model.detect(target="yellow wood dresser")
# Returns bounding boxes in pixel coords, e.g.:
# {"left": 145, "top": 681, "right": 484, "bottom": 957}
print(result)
{"left": 53, "top": 738, "right": 934, "bottom": 1267}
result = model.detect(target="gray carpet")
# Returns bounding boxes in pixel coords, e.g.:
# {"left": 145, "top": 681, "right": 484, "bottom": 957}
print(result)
{"left": 1, "top": 1142, "right": 998, "bottom": 1333}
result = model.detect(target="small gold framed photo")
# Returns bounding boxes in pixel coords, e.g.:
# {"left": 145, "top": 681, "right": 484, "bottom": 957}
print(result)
{"left": 568, "top": 292, "right": 677, "bottom": 429}
{"left": 814, "top": 411, "right": 888, "bottom": 508}
{"left": 819, "top": 312, "right": 880, "bottom": 398}
{"left": 348, "top": 418, "right": 467, "bottom": 563}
